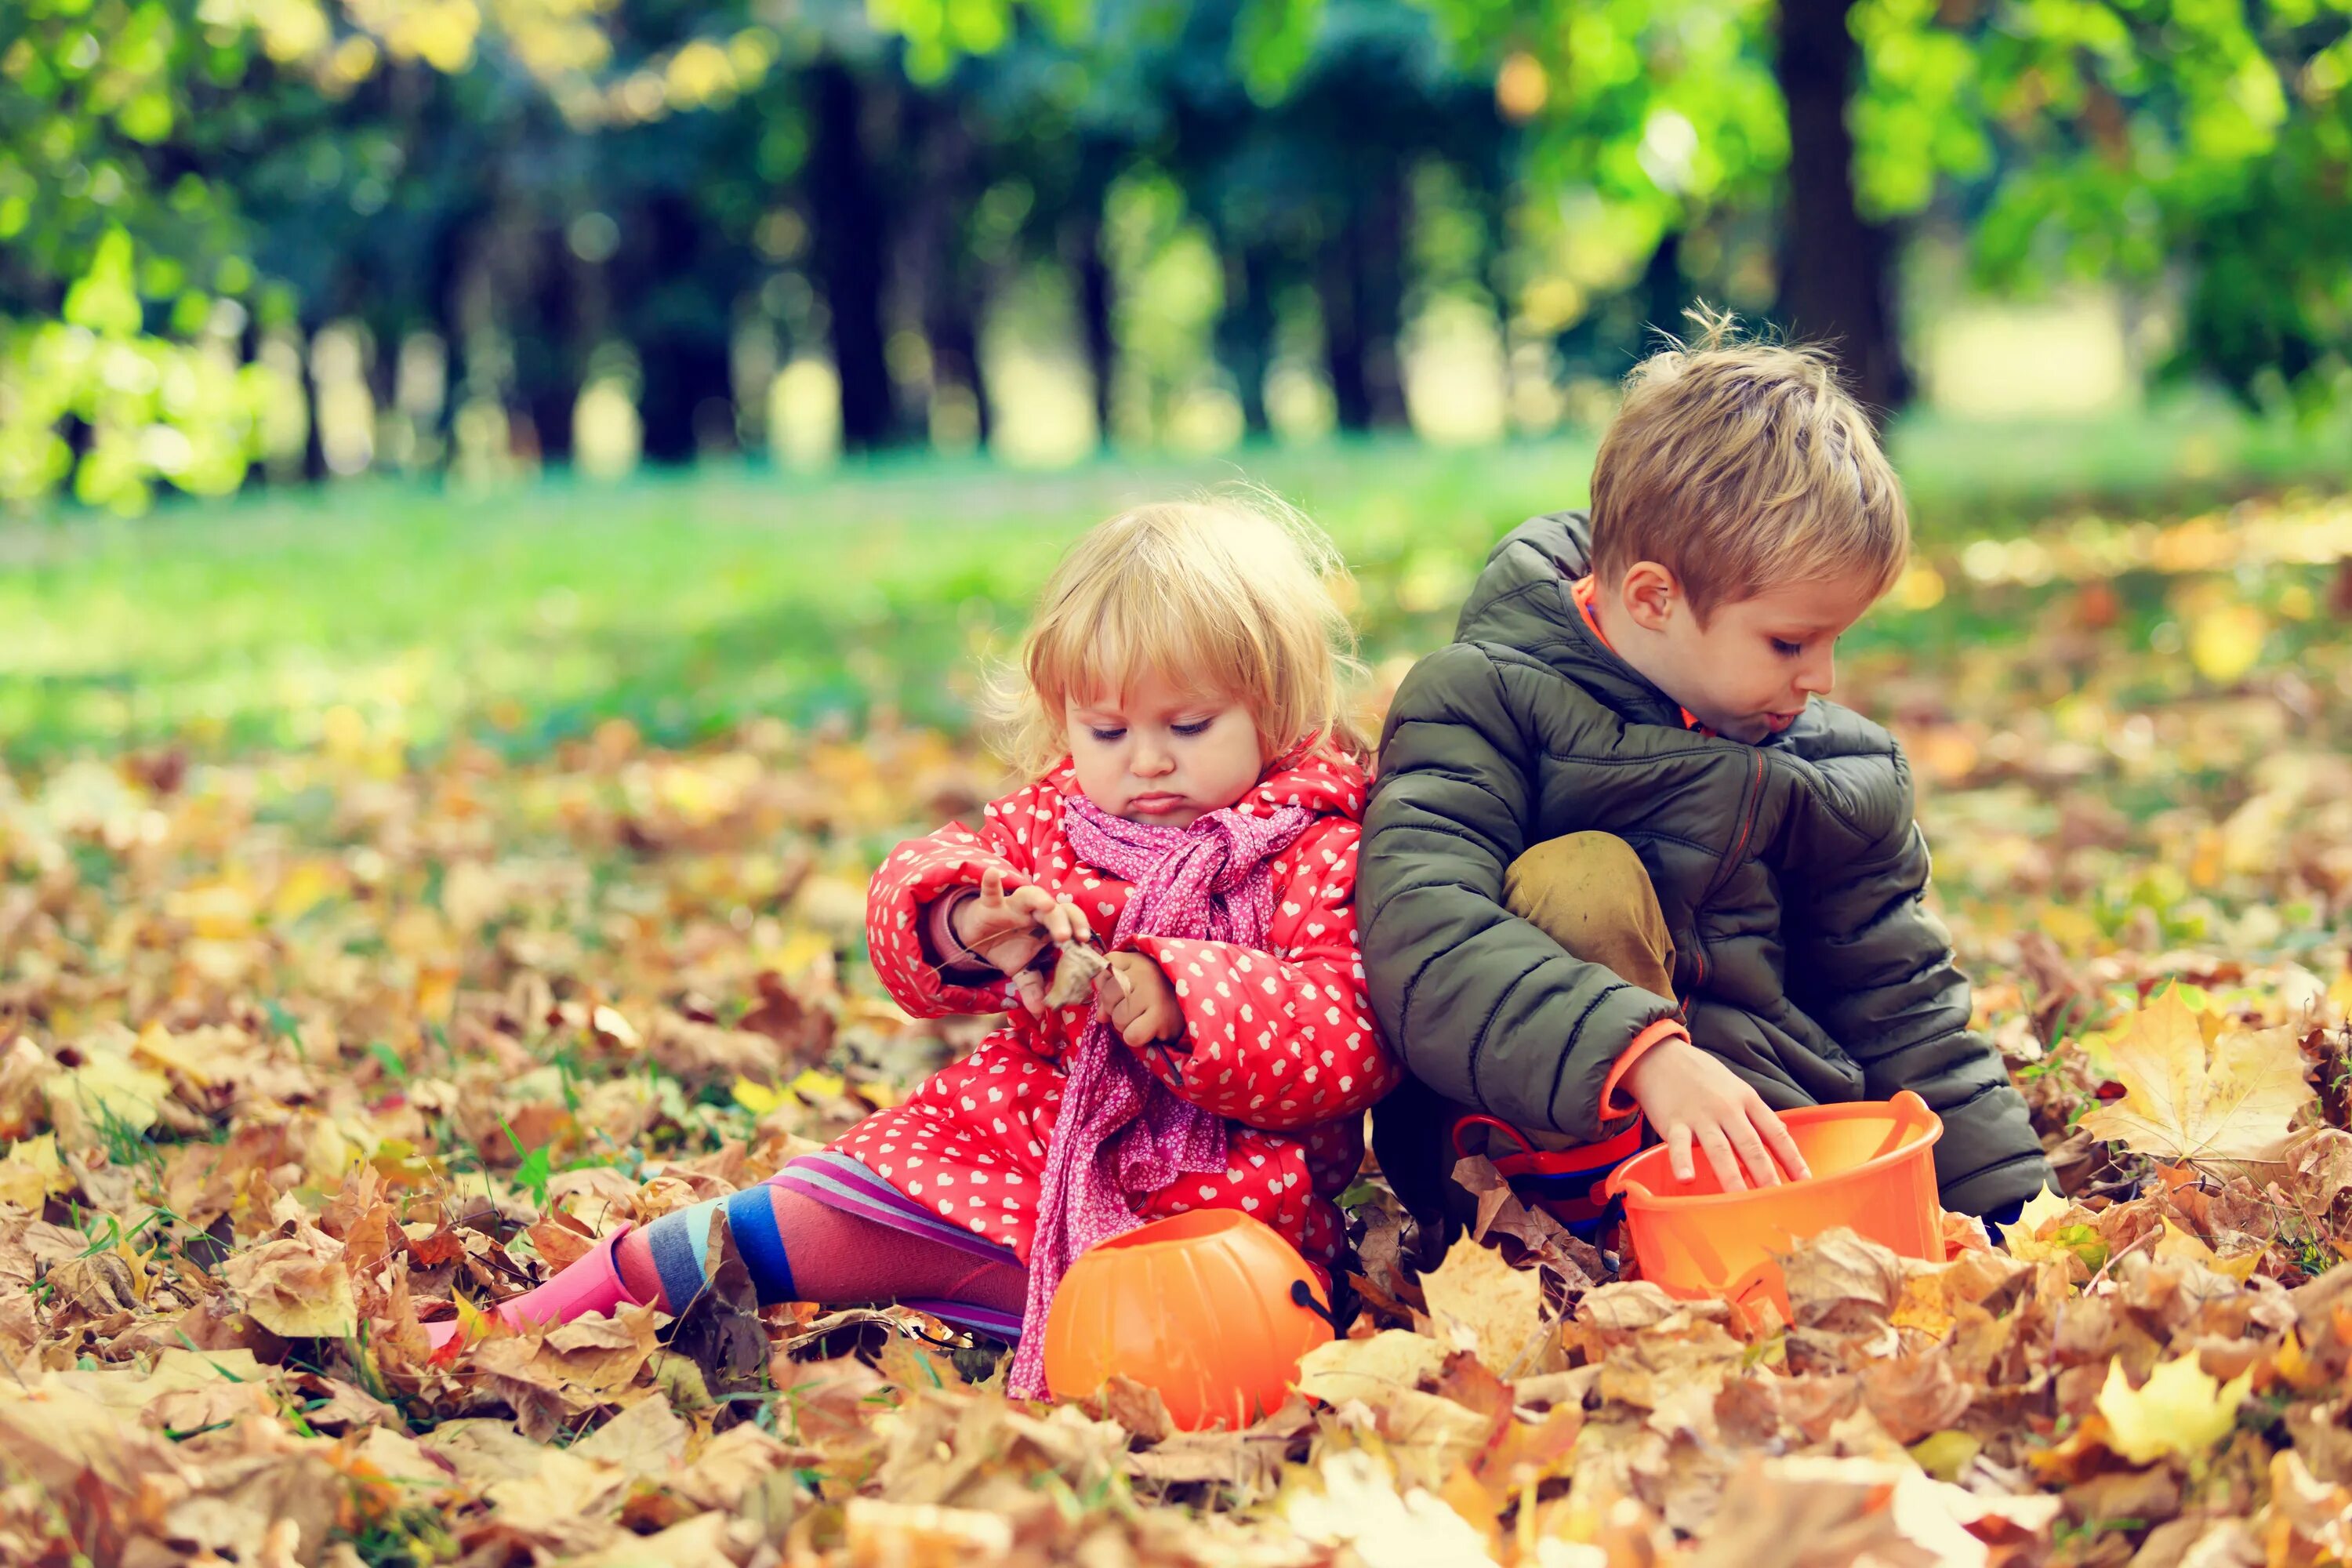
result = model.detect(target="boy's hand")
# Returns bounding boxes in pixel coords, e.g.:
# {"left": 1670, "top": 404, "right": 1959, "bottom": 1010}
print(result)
{"left": 952, "top": 869, "right": 1094, "bottom": 1012}
{"left": 1621, "top": 1038, "right": 1811, "bottom": 1191}
{"left": 1094, "top": 950, "right": 1183, "bottom": 1049}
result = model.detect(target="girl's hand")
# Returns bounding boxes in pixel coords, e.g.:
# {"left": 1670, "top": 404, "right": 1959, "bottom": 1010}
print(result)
{"left": 950, "top": 869, "right": 1093, "bottom": 1011}
{"left": 1094, "top": 950, "right": 1183, "bottom": 1050}
{"left": 1621, "top": 1038, "right": 1810, "bottom": 1191}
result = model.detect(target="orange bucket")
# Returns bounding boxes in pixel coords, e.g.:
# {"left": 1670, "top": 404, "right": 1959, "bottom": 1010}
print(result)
{"left": 1043, "top": 1210, "right": 1334, "bottom": 1431}
{"left": 1601, "top": 1091, "right": 1944, "bottom": 1324}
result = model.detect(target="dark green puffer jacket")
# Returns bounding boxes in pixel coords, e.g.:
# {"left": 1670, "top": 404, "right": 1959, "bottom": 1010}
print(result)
{"left": 1360, "top": 511, "right": 2050, "bottom": 1216}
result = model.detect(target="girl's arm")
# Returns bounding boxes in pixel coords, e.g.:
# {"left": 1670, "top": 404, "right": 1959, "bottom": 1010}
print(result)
{"left": 864, "top": 786, "right": 1047, "bottom": 1020}
{"left": 1123, "top": 820, "right": 1399, "bottom": 1131}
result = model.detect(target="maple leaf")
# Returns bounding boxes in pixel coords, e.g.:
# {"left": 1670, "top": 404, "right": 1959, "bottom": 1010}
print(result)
{"left": 2095, "top": 1352, "right": 2252, "bottom": 1465}
{"left": 2078, "top": 988, "right": 2312, "bottom": 1163}
{"left": 1996, "top": 1183, "right": 2071, "bottom": 1250}
{"left": 1416, "top": 1233, "right": 1548, "bottom": 1376}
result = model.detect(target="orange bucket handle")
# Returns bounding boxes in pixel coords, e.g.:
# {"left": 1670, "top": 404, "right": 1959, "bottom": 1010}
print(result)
{"left": 1852, "top": 1091, "right": 1936, "bottom": 1163}
{"left": 1452, "top": 1114, "right": 1536, "bottom": 1163}
{"left": 1287, "top": 1279, "right": 1344, "bottom": 1337}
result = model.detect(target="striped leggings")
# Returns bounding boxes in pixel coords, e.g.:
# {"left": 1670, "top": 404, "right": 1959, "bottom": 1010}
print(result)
{"left": 628, "top": 1149, "right": 1027, "bottom": 1339}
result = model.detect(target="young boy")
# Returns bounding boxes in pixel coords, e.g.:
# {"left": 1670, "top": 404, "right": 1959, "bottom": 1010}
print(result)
{"left": 1360, "top": 319, "right": 2051, "bottom": 1257}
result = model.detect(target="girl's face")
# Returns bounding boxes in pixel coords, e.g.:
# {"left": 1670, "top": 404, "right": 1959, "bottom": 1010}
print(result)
{"left": 1066, "top": 669, "right": 1266, "bottom": 828}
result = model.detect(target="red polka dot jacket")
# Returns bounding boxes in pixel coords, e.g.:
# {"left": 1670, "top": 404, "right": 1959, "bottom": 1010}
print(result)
{"left": 852, "top": 747, "right": 1399, "bottom": 1275}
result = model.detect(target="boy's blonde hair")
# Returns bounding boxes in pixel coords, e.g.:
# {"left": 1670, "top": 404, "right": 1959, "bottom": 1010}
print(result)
{"left": 989, "top": 489, "right": 1367, "bottom": 779}
{"left": 1588, "top": 308, "right": 1909, "bottom": 620}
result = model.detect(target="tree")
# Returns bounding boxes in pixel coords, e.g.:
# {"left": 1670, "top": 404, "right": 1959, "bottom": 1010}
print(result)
{"left": 1853, "top": 0, "right": 2352, "bottom": 410}
{"left": 1780, "top": 0, "right": 1907, "bottom": 412}
{"left": 1409, "top": 0, "right": 1795, "bottom": 386}
{"left": 1159, "top": 0, "right": 1512, "bottom": 434}
{"left": 0, "top": 0, "right": 287, "bottom": 509}
{"left": 0, "top": 0, "right": 1056, "bottom": 505}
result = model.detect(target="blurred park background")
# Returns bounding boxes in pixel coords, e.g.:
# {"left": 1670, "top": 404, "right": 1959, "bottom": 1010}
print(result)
{"left": 2, "top": 0, "right": 2350, "bottom": 762}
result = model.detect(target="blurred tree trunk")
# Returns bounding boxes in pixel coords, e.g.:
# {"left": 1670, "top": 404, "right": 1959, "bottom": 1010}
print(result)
{"left": 1642, "top": 230, "right": 1687, "bottom": 344}
{"left": 632, "top": 191, "right": 737, "bottom": 463}
{"left": 912, "top": 100, "right": 990, "bottom": 446}
{"left": 808, "top": 60, "right": 899, "bottom": 452}
{"left": 1776, "top": 0, "right": 1909, "bottom": 416}
{"left": 1064, "top": 208, "right": 1116, "bottom": 445}
{"left": 515, "top": 227, "right": 580, "bottom": 463}
{"left": 638, "top": 338, "right": 734, "bottom": 462}
{"left": 430, "top": 207, "right": 477, "bottom": 463}
{"left": 301, "top": 314, "right": 330, "bottom": 482}
{"left": 1318, "top": 172, "right": 1409, "bottom": 431}
{"left": 1218, "top": 242, "right": 1277, "bottom": 436}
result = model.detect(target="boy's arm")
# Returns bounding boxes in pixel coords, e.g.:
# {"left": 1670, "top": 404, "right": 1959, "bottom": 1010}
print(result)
{"left": 1786, "top": 756, "right": 2053, "bottom": 1214}
{"left": 1359, "top": 644, "right": 1683, "bottom": 1145}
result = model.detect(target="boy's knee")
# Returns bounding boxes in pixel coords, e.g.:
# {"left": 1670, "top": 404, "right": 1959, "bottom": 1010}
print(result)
{"left": 1504, "top": 832, "right": 1675, "bottom": 997}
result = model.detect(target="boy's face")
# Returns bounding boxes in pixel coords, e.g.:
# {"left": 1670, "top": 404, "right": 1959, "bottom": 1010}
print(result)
{"left": 1608, "top": 566, "right": 1879, "bottom": 742}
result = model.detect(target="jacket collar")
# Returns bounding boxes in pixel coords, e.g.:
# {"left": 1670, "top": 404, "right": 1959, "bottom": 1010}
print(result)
{"left": 1456, "top": 510, "right": 1706, "bottom": 734}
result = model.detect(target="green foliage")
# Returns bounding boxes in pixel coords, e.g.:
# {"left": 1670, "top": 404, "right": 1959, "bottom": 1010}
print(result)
{"left": 1417, "top": 0, "right": 1786, "bottom": 301}
{"left": 2, "top": 0, "right": 2347, "bottom": 515}
{"left": 1234, "top": 0, "right": 1327, "bottom": 100}
{"left": 2, "top": 229, "right": 281, "bottom": 512}
{"left": 1854, "top": 0, "right": 2352, "bottom": 407}
{"left": 0, "top": 0, "right": 279, "bottom": 510}
{"left": 1419, "top": 0, "right": 2351, "bottom": 405}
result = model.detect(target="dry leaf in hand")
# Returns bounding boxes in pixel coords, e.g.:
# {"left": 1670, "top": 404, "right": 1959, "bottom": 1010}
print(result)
{"left": 1042, "top": 940, "right": 1108, "bottom": 1011}
{"left": 2078, "top": 988, "right": 2312, "bottom": 1163}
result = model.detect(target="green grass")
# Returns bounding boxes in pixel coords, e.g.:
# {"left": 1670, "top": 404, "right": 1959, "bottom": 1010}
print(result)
{"left": 1, "top": 394, "right": 2345, "bottom": 763}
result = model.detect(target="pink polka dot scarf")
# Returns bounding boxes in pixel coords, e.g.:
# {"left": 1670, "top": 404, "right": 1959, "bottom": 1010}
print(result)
{"left": 1007, "top": 792, "right": 1314, "bottom": 1398}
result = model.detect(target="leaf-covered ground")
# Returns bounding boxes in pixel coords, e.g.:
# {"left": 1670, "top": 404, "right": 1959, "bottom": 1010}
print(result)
{"left": 5, "top": 490, "right": 2352, "bottom": 1566}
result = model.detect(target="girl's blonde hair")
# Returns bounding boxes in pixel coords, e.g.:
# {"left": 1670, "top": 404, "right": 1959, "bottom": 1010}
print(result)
{"left": 988, "top": 488, "right": 1367, "bottom": 779}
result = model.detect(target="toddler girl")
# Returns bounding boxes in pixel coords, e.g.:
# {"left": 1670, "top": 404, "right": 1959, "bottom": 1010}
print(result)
{"left": 433, "top": 496, "right": 1397, "bottom": 1399}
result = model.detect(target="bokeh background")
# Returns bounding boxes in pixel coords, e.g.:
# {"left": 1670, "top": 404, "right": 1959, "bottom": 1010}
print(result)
{"left": 2, "top": 0, "right": 2350, "bottom": 760}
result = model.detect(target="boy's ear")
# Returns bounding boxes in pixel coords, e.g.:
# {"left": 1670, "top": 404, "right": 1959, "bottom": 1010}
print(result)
{"left": 1619, "top": 561, "right": 1682, "bottom": 632}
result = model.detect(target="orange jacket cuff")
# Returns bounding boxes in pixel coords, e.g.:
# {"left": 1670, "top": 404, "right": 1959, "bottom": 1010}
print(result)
{"left": 1600, "top": 1018, "right": 1690, "bottom": 1119}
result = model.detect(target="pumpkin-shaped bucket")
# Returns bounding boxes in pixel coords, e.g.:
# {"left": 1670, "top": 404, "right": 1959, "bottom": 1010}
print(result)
{"left": 1043, "top": 1209, "right": 1334, "bottom": 1430}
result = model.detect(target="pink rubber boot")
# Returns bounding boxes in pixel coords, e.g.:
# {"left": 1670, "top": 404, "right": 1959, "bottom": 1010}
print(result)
{"left": 425, "top": 1224, "right": 644, "bottom": 1355}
